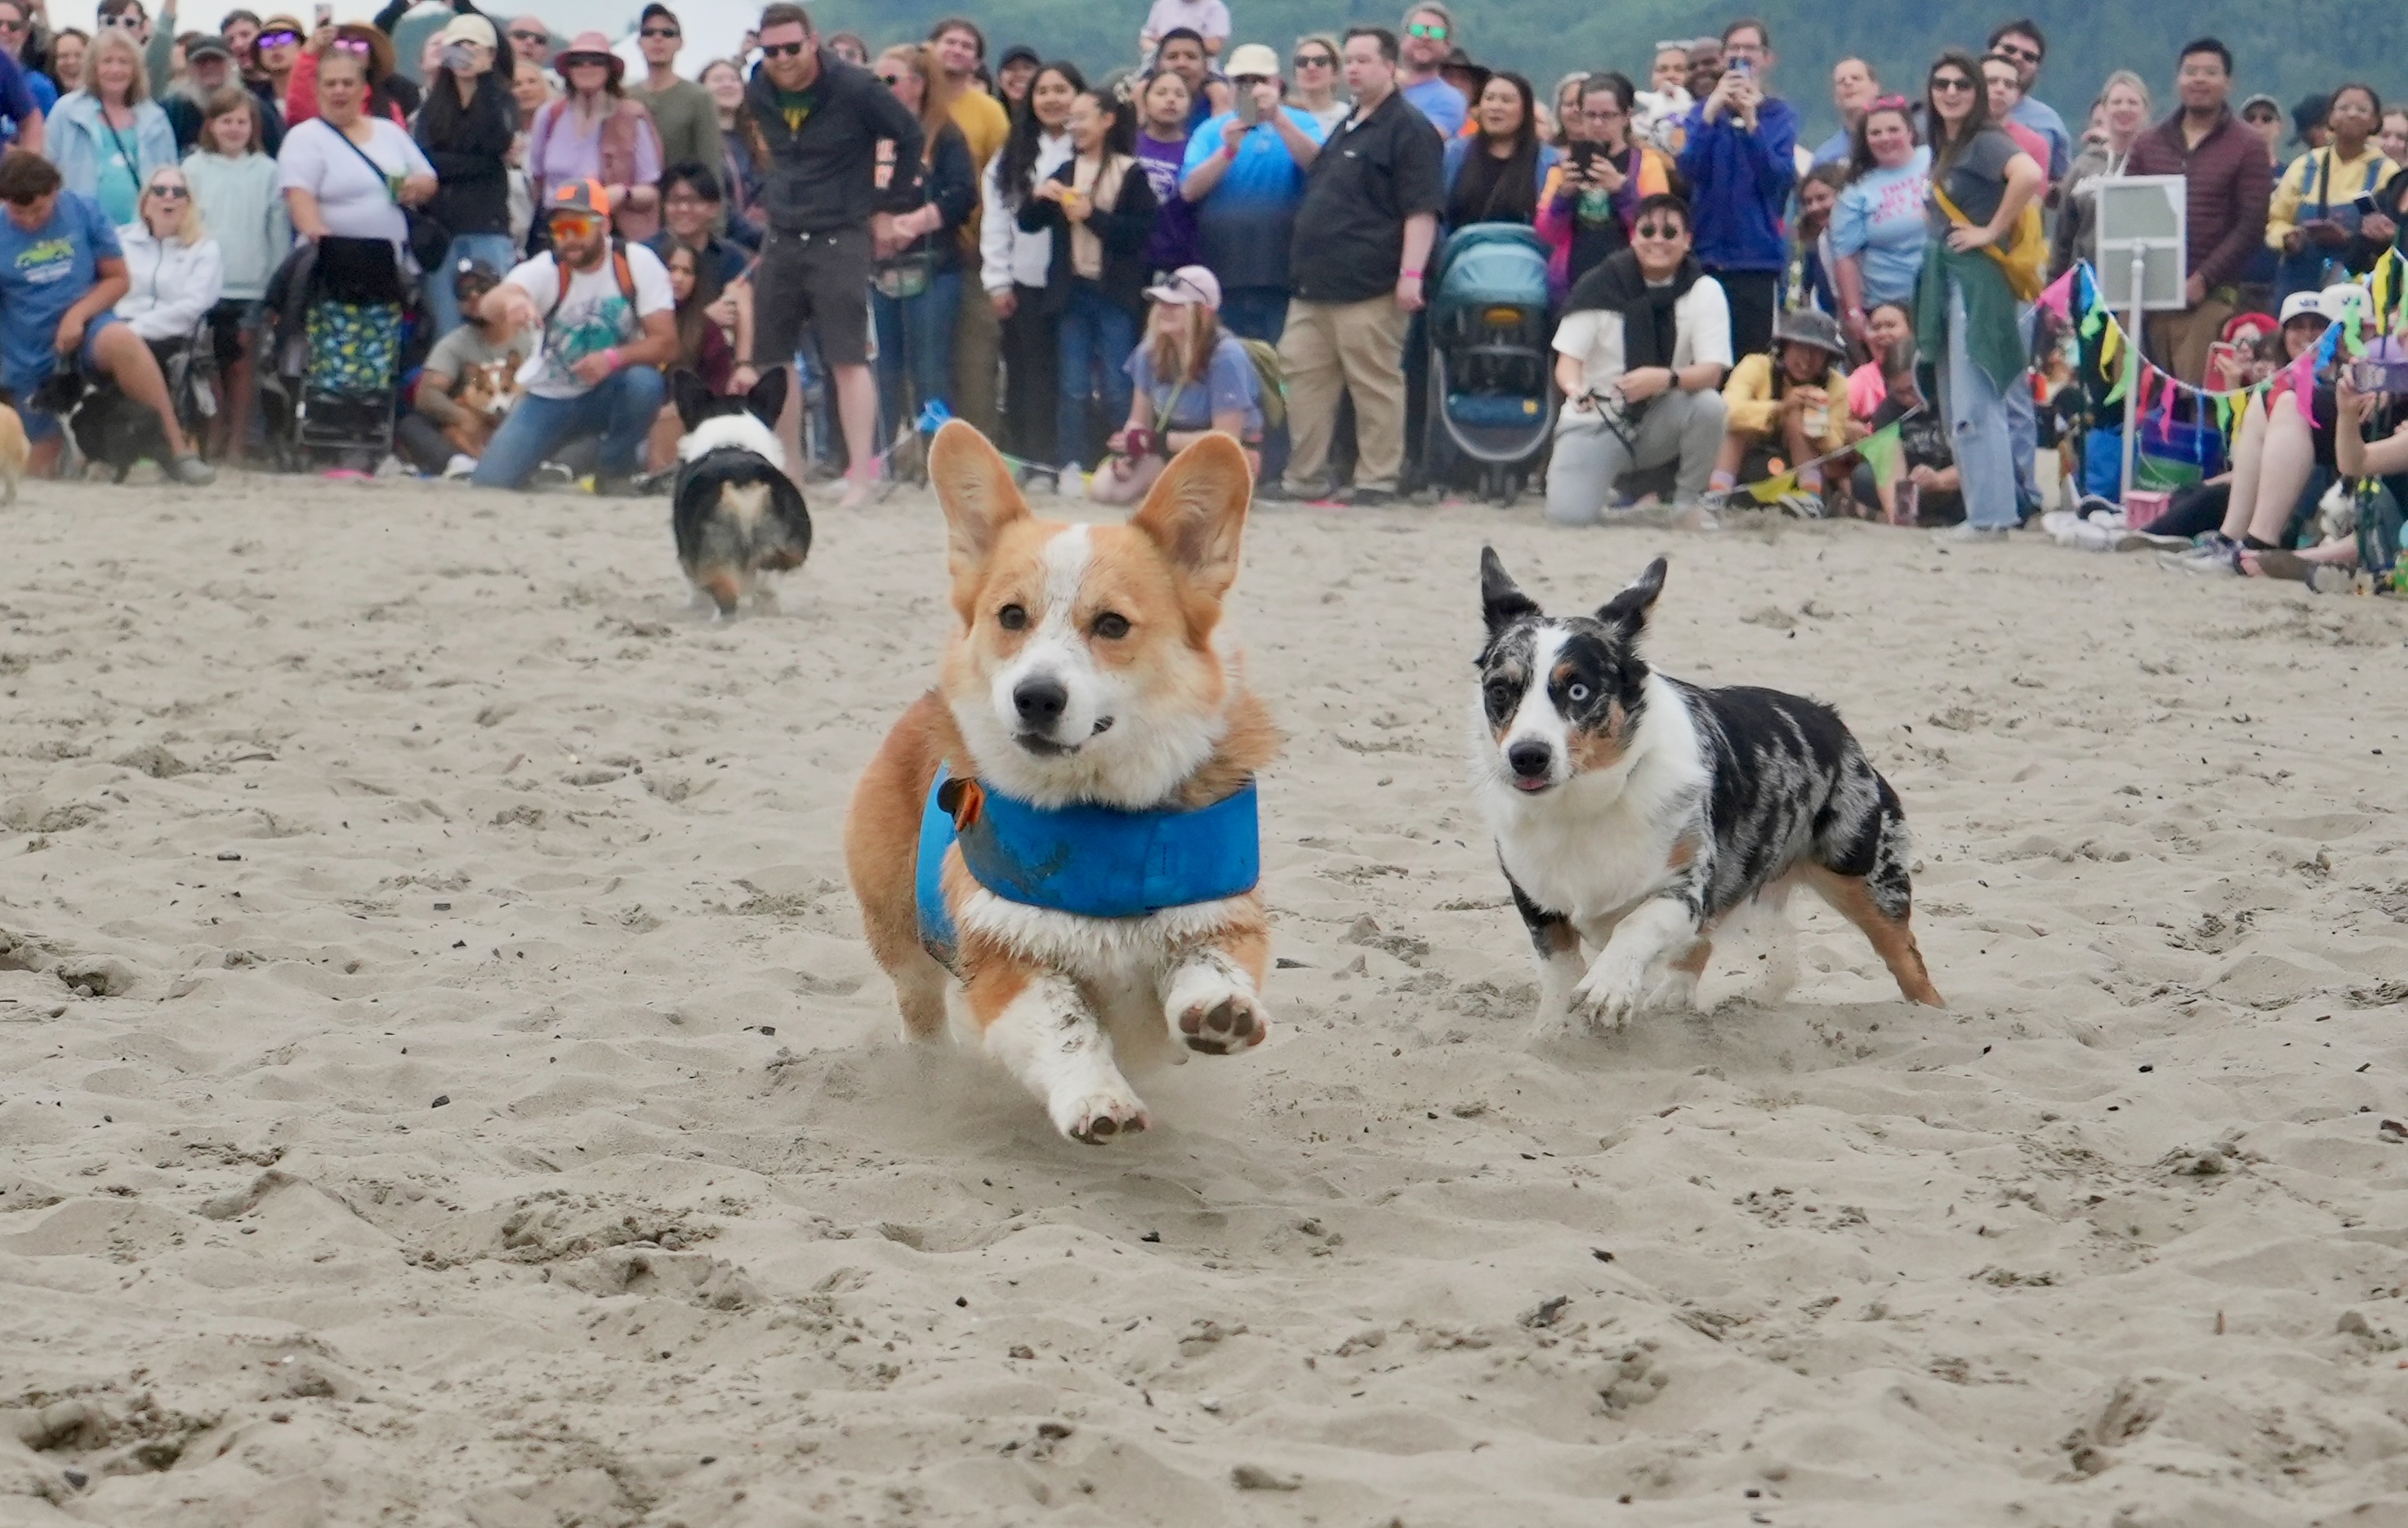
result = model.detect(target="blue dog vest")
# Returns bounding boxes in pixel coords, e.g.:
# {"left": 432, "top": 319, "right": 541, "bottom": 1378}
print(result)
{"left": 915, "top": 764, "right": 1261, "bottom": 970}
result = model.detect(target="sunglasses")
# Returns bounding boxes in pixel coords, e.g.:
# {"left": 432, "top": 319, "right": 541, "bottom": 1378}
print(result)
{"left": 1930, "top": 76, "right": 1974, "bottom": 94}
{"left": 1633, "top": 221, "right": 1683, "bottom": 239}
{"left": 640, "top": 26, "right": 679, "bottom": 39}
{"left": 332, "top": 38, "right": 369, "bottom": 55}
{"left": 508, "top": 29, "right": 546, "bottom": 42}
{"left": 100, "top": 14, "right": 142, "bottom": 27}
{"left": 257, "top": 28, "right": 297, "bottom": 47}
{"left": 547, "top": 212, "right": 604, "bottom": 237}
{"left": 1405, "top": 22, "right": 1446, "bottom": 39}
{"left": 146, "top": 184, "right": 189, "bottom": 198}
{"left": 1292, "top": 53, "right": 1333, "bottom": 68}
{"left": 1580, "top": 105, "right": 1625, "bottom": 120}
{"left": 560, "top": 52, "right": 610, "bottom": 68}
{"left": 758, "top": 40, "right": 806, "bottom": 58}
{"left": 0, "top": 19, "right": 23, "bottom": 33}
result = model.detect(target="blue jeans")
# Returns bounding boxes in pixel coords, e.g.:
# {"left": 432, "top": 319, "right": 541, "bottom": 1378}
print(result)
{"left": 872, "top": 267, "right": 961, "bottom": 441}
{"left": 1055, "top": 280, "right": 1136, "bottom": 470}
{"left": 425, "top": 233, "right": 520, "bottom": 340}
{"left": 2006, "top": 302, "right": 2037, "bottom": 513}
{"left": 1219, "top": 285, "right": 1290, "bottom": 345}
{"left": 471, "top": 365, "right": 665, "bottom": 488}
{"left": 1942, "top": 280, "right": 2018, "bottom": 529}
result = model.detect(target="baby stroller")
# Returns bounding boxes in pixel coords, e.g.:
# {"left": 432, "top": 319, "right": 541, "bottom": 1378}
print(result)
{"left": 260, "top": 235, "right": 407, "bottom": 472}
{"left": 1421, "top": 224, "right": 1558, "bottom": 503}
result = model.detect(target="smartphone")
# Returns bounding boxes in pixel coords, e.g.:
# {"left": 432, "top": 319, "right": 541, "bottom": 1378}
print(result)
{"left": 2348, "top": 359, "right": 2408, "bottom": 393}
{"left": 1569, "top": 140, "right": 1599, "bottom": 174}
{"left": 2356, "top": 192, "right": 2383, "bottom": 216}
{"left": 1727, "top": 56, "right": 1752, "bottom": 78}
{"left": 1234, "top": 89, "right": 1262, "bottom": 127}
{"left": 313, "top": 2, "right": 331, "bottom": 26}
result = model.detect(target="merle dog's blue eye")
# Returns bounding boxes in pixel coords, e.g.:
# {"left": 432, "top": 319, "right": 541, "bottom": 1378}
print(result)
{"left": 1567, "top": 683, "right": 1590, "bottom": 703}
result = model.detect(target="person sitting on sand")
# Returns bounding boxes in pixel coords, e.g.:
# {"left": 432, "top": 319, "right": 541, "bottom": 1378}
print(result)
{"left": 1849, "top": 341, "right": 1960, "bottom": 525}
{"left": 0, "top": 149, "right": 213, "bottom": 482}
{"left": 1713, "top": 306, "right": 1853, "bottom": 512}
{"left": 395, "top": 257, "right": 533, "bottom": 479}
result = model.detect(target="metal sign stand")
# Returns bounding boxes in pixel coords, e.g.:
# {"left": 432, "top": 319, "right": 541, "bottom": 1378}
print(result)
{"left": 2092, "top": 175, "right": 2188, "bottom": 504}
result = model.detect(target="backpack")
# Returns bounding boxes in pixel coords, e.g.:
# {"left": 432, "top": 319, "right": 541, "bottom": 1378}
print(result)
{"left": 544, "top": 239, "right": 639, "bottom": 330}
{"left": 1237, "top": 337, "right": 1285, "bottom": 430}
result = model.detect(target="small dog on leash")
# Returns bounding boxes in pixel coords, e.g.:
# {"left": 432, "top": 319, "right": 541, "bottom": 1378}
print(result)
{"left": 443, "top": 359, "right": 521, "bottom": 459}
{"left": 669, "top": 368, "right": 810, "bottom": 619}
{"left": 844, "top": 421, "right": 1277, "bottom": 1143}
{"left": 29, "top": 365, "right": 165, "bottom": 484}
{"left": 1469, "top": 550, "right": 1942, "bottom": 1031}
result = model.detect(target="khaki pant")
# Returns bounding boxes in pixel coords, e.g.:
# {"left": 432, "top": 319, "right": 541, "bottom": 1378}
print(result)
{"left": 2145, "top": 296, "right": 2235, "bottom": 387}
{"left": 1278, "top": 294, "right": 1411, "bottom": 492}
{"left": 952, "top": 278, "right": 1002, "bottom": 437}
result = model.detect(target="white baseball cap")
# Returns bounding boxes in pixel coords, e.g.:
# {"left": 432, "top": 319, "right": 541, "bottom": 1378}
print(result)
{"left": 1224, "top": 42, "right": 1280, "bottom": 79}
{"left": 2279, "top": 290, "right": 2330, "bottom": 325}
{"left": 1145, "top": 265, "right": 1223, "bottom": 310}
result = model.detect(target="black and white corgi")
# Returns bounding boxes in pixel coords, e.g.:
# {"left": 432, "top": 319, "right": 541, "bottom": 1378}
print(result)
{"left": 670, "top": 368, "right": 811, "bottom": 618}
{"left": 1470, "top": 550, "right": 1942, "bottom": 1032}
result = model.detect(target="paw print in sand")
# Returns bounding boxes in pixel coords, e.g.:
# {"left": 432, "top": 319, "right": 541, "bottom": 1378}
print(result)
{"left": 1597, "top": 1341, "right": 1670, "bottom": 1413}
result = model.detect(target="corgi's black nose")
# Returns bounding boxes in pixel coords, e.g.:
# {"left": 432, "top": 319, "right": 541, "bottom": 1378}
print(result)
{"left": 1508, "top": 741, "right": 1553, "bottom": 779}
{"left": 1013, "top": 676, "right": 1068, "bottom": 728}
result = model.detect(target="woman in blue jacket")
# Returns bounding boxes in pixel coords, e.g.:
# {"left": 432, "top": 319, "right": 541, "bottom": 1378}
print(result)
{"left": 45, "top": 28, "right": 176, "bottom": 229}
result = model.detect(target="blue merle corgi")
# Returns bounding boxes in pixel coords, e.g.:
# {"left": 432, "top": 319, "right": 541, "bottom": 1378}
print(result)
{"left": 670, "top": 368, "right": 811, "bottom": 619}
{"left": 1469, "top": 550, "right": 1942, "bottom": 1032}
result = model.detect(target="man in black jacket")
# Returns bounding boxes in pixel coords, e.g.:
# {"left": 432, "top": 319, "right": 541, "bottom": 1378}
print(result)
{"left": 740, "top": 1, "right": 921, "bottom": 505}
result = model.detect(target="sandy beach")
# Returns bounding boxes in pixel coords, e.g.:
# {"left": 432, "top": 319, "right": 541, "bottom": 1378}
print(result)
{"left": 6, "top": 468, "right": 2408, "bottom": 1527}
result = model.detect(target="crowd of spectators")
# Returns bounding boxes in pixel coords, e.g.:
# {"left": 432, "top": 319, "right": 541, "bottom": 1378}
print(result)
{"left": 0, "top": 0, "right": 2388, "bottom": 582}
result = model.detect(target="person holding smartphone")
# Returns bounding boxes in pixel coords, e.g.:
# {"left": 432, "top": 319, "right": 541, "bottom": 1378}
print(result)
{"left": 1176, "top": 42, "right": 1324, "bottom": 345}
{"left": 2268, "top": 82, "right": 2392, "bottom": 302}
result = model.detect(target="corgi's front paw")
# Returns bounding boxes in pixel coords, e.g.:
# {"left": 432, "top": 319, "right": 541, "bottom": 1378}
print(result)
{"left": 1164, "top": 964, "right": 1269, "bottom": 1055}
{"left": 1054, "top": 1085, "right": 1150, "bottom": 1144}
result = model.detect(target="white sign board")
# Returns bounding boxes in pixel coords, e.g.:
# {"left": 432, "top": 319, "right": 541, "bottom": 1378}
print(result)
{"left": 2094, "top": 176, "right": 2189, "bottom": 312}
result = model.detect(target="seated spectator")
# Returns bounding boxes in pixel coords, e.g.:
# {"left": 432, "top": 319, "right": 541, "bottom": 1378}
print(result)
{"left": 1544, "top": 192, "right": 1731, "bottom": 525}
{"left": 1830, "top": 97, "right": 1927, "bottom": 356}
{"left": 396, "top": 258, "right": 533, "bottom": 477}
{"left": 412, "top": 12, "right": 516, "bottom": 340}
{"left": 1132, "top": 65, "right": 1197, "bottom": 272}
{"left": 283, "top": 22, "right": 406, "bottom": 129}
{"left": 1177, "top": 48, "right": 1324, "bottom": 344}
{"left": 0, "top": 151, "right": 212, "bottom": 480}
{"left": 643, "top": 241, "right": 733, "bottom": 471}
{"left": 2269, "top": 82, "right": 2392, "bottom": 301}
{"left": 1715, "top": 307, "right": 1849, "bottom": 506}
{"left": 1441, "top": 70, "right": 1558, "bottom": 230}
{"left": 1851, "top": 342, "right": 1962, "bottom": 525}
{"left": 1018, "top": 84, "right": 1158, "bottom": 479}
{"left": 182, "top": 85, "right": 284, "bottom": 462}
{"left": 470, "top": 180, "right": 676, "bottom": 494}
{"left": 1536, "top": 70, "right": 1675, "bottom": 296}
{"left": 1844, "top": 298, "right": 1914, "bottom": 418}
{"left": 47, "top": 28, "right": 176, "bottom": 228}
{"left": 1089, "top": 265, "right": 1261, "bottom": 503}
{"left": 160, "top": 32, "right": 237, "bottom": 153}
{"left": 527, "top": 33, "right": 662, "bottom": 245}
{"left": 114, "top": 163, "right": 223, "bottom": 353}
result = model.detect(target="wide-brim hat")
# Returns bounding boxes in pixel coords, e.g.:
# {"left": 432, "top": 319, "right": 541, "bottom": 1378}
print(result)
{"left": 556, "top": 30, "right": 624, "bottom": 83}
{"left": 1772, "top": 308, "right": 1848, "bottom": 359}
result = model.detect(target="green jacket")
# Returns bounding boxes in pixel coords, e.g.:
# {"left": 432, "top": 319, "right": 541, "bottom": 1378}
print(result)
{"left": 1915, "top": 238, "right": 2024, "bottom": 397}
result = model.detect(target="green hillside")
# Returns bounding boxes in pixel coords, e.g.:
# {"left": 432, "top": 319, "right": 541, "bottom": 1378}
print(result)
{"left": 807, "top": 0, "right": 2404, "bottom": 144}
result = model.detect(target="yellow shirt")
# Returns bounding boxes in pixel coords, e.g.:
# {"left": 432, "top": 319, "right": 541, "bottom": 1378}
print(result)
{"left": 1722, "top": 353, "right": 1849, "bottom": 454}
{"left": 951, "top": 89, "right": 1011, "bottom": 250}
{"left": 2268, "top": 144, "right": 2396, "bottom": 249}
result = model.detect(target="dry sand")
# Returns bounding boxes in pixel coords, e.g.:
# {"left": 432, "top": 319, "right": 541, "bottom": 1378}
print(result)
{"left": 4, "top": 471, "right": 2408, "bottom": 1528}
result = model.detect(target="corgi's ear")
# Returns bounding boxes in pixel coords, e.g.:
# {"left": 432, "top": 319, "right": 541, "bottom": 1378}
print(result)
{"left": 1130, "top": 431, "right": 1251, "bottom": 606}
{"left": 929, "top": 420, "right": 1030, "bottom": 588}
{"left": 1479, "top": 546, "right": 1540, "bottom": 636}
{"left": 1597, "top": 555, "right": 1667, "bottom": 636}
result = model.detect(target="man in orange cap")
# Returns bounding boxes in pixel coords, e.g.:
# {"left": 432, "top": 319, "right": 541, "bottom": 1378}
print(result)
{"left": 471, "top": 179, "right": 678, "bottom": 492}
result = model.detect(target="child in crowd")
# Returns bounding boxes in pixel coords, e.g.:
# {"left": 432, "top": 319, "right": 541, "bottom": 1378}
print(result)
{"left": 181, "top": 87, "right": 284, "bottom": 462}
{"left": 1853, "top": 342, "right": 1962, "bottom": 525}
{"left": 1715, "top": 308, "right": 1852, "bottom": 510}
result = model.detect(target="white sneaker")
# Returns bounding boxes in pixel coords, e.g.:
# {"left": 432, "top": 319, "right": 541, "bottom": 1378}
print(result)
{"left": 443, "top": 453, "right": 476, "bottom": 479}
{"left": 1931, "top": 521, "right": 2009, "bottom": 545}
{"left": 1054, "top": 464, "right": 1082, "bottom": 497}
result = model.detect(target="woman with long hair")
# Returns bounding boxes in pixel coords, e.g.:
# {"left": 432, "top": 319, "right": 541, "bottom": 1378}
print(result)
{"left": 1829, "top": 96, "right": 1928, "bottom": 354}
{"left": 2050, "top": 70, "right": 2147, "bottom": 278}
{"left": 283, "top": 22, "right": 406, "bottom": 128}
{"left": 183, "top": 88, "right": 285, "bottom": 461}
{"left": 1534, "top": 70, "right": 1675, "bottom": 294}
{"left": 641, "top": 241, "right": 735, "bottom": 472}
{"left": 1440, "top": 70, "right": 1557, "bottom": 230}
{"left": 1019, "top": 83, "right": 1158, "bottom": 480}
{"left": 870, "top": 42, "right": 976, "bottom": 448}
{"left": 114, "top": 163, "right": 224, "bottom": 352}
{"left": 979, "top": 59, "right": 1081, "bottom": 482}
{"left": 525, "top": 31, "right": 662, "bottom": 243}
{"left": 1917, "top": 47, "right": 2043, "bottom": 541}
{"left": 699, "top": 57, "right": 763, "bottom": 248}
{"left": 46, "top": 28, "right": 176, "bottom": 227}
{"left": 412, "top": 15, "right": 518, "bottom": 337}
{"left": 1090, "top": 265, "right": 1263, "bottom": 503}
